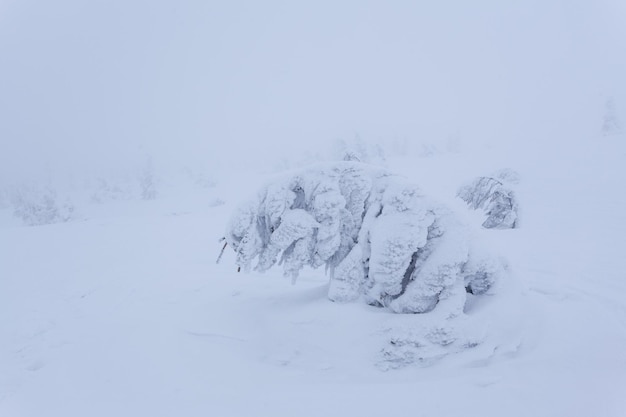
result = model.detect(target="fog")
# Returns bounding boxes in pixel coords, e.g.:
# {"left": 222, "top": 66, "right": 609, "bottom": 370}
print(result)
{"left": 1, "top": 0, "right": 624, "bottom": 182}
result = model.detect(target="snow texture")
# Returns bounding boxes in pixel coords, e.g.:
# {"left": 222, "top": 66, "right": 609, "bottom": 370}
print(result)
{"left": 457, "top": 169, "right": 519, "bottom": 229}
{"left": 226, "top": 162, "right": 501, "bottom": 314}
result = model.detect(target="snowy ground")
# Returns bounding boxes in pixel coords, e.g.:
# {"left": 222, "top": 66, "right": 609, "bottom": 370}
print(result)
{"left": 2, "top": 137, "right": 626, "bottom": 417}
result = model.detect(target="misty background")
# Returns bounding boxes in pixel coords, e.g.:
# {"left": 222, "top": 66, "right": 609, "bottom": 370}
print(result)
{"left": 1, "top": 0, "right": 624, "bottom": 183}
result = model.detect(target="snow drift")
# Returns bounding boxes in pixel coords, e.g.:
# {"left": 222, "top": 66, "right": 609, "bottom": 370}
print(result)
{"left": 226, "top": 162, "right": 505, "bottom": 314}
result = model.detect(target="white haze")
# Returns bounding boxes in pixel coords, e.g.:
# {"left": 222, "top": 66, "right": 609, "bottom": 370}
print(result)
{"left": 0, "top": 0, "right": 625, "bottom": 181}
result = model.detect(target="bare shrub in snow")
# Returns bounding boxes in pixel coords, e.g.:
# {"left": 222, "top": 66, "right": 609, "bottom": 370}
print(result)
{"left": 11, "top": 187, "right": 75, "bottom": 226}
{"left": 226, "top": 162, "right": 503, "bottom": 314}
{"left": 457, "top": 169, "right": 519, "bottom": 229}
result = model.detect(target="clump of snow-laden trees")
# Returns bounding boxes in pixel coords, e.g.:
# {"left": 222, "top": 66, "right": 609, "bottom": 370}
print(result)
{"left": 457, "top": 169, "right": 519, "bottom": 229}
{"left": 11, "top": 186, "right": 75, "bottom": 226}
{"left": 226, "top": 162, "right": 504, "bottom": 314}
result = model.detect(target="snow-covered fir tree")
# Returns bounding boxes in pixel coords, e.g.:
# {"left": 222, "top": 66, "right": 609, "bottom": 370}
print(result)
{"left": 226, "top": 162, "right": 504, "bottom": 314}
{"left": 457, "top": 169, "right": 519, "bottom": 229}
{"left": 139, "top": 158, "right": 157, "bottom": 200}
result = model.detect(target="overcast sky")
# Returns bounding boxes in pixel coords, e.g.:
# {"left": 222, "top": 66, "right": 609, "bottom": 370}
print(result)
{"left": 1, "top": 0, "right": 624, "bottom": 180}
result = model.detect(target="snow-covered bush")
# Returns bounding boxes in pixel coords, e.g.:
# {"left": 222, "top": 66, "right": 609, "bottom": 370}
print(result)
{"left": 11, "top": 187, "right": 75, "bottom": 226}
{"left": 333, "top": 137, "right": 386, "bottom": 166}
{"left": 457, "top": 169, "right": 519, "bottom": 229}
{"left": 139, "top": 157, "right": 158, "bottom": 200}
{"left": 226, "top": 162, "right": 504, "bottom": 314}
{"left": 90, "top": 177, "right": 133, "bottom": 203}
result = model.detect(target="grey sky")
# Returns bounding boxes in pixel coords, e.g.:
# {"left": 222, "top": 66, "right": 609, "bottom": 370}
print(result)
{"left": 1, "top": 0, "right": 624, "bottom": 179}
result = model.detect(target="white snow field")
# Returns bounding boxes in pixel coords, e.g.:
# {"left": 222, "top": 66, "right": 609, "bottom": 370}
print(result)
{"left": 1, "top": 135, "right": 625, "bottom": 417}
{"left": 2, "top": 0, "right": 625, "bottom": 415}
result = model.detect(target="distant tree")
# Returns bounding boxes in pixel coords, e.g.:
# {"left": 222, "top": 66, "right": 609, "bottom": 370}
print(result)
{"left": 602, "top": 97, "right": 622, "bottom": 137}
{"left": 334, "top": 136, "right": 386, "bottom": 165}
{"left": 11, "top": 186, "right": 74, "bottom": 226}
{"left": 90, "top": 177, "right": 132, "bottom": 203}
{"left": 139, "top": 157, "right": 157, "bottom": 200}
{"left": 458, "top": 169, "right": 519, "bottom": 229}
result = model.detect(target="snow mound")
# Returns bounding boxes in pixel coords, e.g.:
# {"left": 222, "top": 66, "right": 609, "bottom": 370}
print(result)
{"left": 457, "top": 169, "right": 519, "bottom": 229}
{"left": 379, "top": 320, "right": 481, "bottom": 369}
{"left": 226, "top": 162, "right": 505, "bottom": 315}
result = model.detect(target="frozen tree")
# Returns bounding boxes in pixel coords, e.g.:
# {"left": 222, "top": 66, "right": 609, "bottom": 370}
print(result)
{"left": 602, "top": 97, "right": 622, "bottom": 137}
{"left": 11, "top": 186, "right": 75, "bottom": 226}
{"left": 457, "top": 169, "right": 519, "bottom": 229}
{"left": 90, "top": 177, "right": 132, "bottom": 203}
{"left": 139, "top": 158, "right": 157, "bottom": 200}
{"left": 225, "top": 162, "right": 504, "bottom": 314}
{"left": 333, "top": 136, "right": 386, "bottom": 166}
